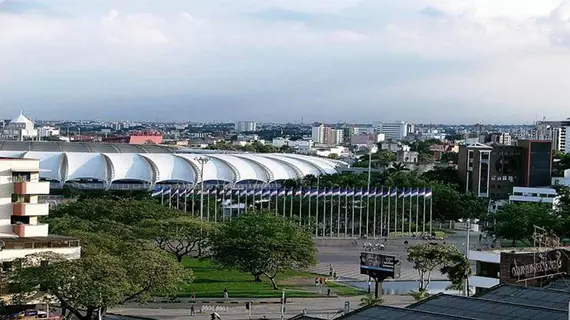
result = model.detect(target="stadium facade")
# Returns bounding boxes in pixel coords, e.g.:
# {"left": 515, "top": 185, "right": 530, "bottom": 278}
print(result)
{"left": 0, "top": 141, "right": 347, "bottom": 190}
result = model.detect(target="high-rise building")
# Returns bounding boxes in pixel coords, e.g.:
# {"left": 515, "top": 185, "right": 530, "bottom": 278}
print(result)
{"left": 378, "top": 122, "right": 412, "bottom": 141}
{"left": 235, "top": 121, "right": 257, "bottom": 133}
{"left": 0, "top": 158, "right": 80, "bottom": 269}
{"left": 458, "top": 140, "right": 552, "bottom": 199}
{"left": 311, "top": 124, "right": 325, "bottom": 144}
{"left": 331, "top": 129, "right": 344, "bottom": 145}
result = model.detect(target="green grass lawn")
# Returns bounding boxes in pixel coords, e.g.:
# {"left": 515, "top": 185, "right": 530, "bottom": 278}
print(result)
{"left": 174, "top": 258, "right": 365, "bottom": 298}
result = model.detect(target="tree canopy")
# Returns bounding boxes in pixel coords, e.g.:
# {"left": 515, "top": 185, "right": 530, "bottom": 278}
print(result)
{"left": 406, "top": 242, "right": 464, "bottom": 292}
{"left": 209, "top": 211, "right": 317, "bottom": 289}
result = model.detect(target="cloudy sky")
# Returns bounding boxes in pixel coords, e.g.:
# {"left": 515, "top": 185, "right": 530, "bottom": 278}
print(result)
{"left": 2, "top": 0, "right": 570, "bottom": 123}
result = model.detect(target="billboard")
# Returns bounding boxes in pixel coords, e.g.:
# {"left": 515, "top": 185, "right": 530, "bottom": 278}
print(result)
{"left": 360, "top": 252, "right": 401, "bottom": 279}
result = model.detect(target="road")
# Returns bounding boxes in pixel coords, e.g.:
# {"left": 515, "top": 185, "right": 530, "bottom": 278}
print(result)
{"left": 110, "top": 295, "right": 416, "bottom": 320}
{"left": 311, "top": 231, "right": 483, "bottom": 282}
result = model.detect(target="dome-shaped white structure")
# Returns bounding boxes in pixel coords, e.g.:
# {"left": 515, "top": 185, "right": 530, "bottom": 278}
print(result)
{"left": 3, "top": 111, "right": 36, "bottom": 140}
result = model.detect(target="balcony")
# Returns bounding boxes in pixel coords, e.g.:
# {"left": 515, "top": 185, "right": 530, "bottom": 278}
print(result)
{"left": 12, "top": 224, "right": 49, "bottom": 237}
{"left": 12, "top": 203, "right": 49, "bottom": 216}
{"left": 13, "top": 181, "right": 50, "bottom": 195}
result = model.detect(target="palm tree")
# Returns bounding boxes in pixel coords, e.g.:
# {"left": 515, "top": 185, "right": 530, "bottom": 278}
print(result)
{"left": 359, "top": 294, "right": 383, "bottom": 307}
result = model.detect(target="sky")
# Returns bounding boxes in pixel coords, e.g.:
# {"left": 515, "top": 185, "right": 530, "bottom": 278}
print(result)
{"left": 2, "top": 0, "right": 570, "bottom": 123}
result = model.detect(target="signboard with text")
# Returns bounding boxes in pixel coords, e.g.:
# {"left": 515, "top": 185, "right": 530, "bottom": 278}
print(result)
{"left": 360, "top": 252, "right": 401, "bottom": 279}
{"left": 500, "top": 249, "right": 569, "bottom": 285}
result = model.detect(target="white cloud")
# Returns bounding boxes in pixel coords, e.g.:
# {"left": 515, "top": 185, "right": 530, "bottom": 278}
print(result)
{"left": 2, "top": 0, "right": 570, "bottom": 122}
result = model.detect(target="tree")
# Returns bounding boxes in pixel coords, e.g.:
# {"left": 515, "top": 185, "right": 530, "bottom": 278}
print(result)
{"left": 359, "top": 294, "right": 383, "bottom": 307}
{"left": 15, "top": 242, "right": 190, "bottom": 320}
{"left": 209, "top": 211, "right": 316, "bottom": 289}
{"left": 137, "top": 216, "right": 217, "bottom": 262}
{"left": 406, "top": 242, "right": 460, "bottom": 292}
{"left": 492, "top": 202, "right": 555, "bottom": 246}
{"left": 440, "top": 252, "right": 471, "bottom": 294}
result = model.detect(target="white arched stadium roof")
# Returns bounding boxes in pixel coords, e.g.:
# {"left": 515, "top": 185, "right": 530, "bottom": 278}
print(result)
{"left": 174, "top": 154, "right": 235, "bottom": 183}
{"left": 235, "top": 154, "right": 300, "bottom": 182}
{"left": 139, "top": 154, "right": 197, "bottom": 183}
{"left": 104, "top": 153, "right": 153, "bottom": 183}
{"left": 263, "top": 154, "right": 324, "bottom": 176}
{"left": 23, "top": 152, "right": 64, "bottom": 181}
{"left": 64, "top": 153, "right": 109, "bottom": 182}
{"left": 0, "top": 151, "right": 346, "bottom": 186}
{"left": 207, "top": 154, "right": 270, "bottom": 183}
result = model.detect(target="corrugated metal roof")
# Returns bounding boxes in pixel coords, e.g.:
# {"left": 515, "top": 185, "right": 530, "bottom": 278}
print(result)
{"left": 408, "top": 293, "right": 567, "bottom": 320}
{"left": 479, "top": 284, "right": 570, "bottom": 310}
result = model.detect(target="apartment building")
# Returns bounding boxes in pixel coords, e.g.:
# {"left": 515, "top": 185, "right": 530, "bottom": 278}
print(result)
{"left": 235, "top": 121, "right": 257, "bottom": 133}
{"left": 0, "top": 158, "right": 80, "bottom": 269}
{"left": 377, "top": 122, "right": 413, "bottom": 141}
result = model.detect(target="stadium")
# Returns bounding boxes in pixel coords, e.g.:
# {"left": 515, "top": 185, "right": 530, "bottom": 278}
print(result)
{"left": 0, "top": 141, "right": 348, "bottom": 190}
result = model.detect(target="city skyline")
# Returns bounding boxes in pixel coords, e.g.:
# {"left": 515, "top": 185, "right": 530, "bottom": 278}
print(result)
{"left": 3, "top": 0, "right": 570, "bottom": 123}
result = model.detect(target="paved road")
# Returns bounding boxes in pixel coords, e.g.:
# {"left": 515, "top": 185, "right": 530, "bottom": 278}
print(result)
{"left": 110, "top": 296, "right": 416, "bottom": 320}
{"left": 311, "top": 231, "right": 484, "bottom": 282}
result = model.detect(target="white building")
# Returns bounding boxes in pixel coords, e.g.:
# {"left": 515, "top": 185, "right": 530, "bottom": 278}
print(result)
{"left": 509, "top": 187, "right": 558, "bottom": 207}
{"left": 272, "top": 138, "right": 313, "bottom": 150}
{"left": 0, "top": 157, "right": 80, "bottom": 268}
{"left": 377, "top": 122, "right": 411, "bottom": 141}
{"left": 2, "top": 111, "right": 37, "bottom": 140}
{"left": 235, "top": 121, "right": 257, "bottom": 133}
{"left": 40, "top": 126, "right": 60, "bottom": 138}
{"left": 311, "top": 124, "right": 326, "bottom": 144}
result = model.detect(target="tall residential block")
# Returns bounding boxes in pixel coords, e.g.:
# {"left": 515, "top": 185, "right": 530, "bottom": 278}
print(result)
{"left": 235, "top": 121, "right": 257, "bottom": 133}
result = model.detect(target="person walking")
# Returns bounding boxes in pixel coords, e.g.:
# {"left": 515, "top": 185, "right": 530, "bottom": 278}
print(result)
{"left": 190, "top": 305, "right": 195, "bottom": 316}
{"left": 223, "top": 288, "right": 228, "bottom": 299}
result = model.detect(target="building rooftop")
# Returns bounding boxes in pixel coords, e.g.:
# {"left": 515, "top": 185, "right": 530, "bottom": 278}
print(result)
{"left": 336, "top": 305, "right": 476, "bottom": 320}
{"left": 0, "top": 141, "right": 177, "bottom": 154}
{"left": 407, "top": 293, "right": 567, "bottom": 320}
{"left": 477, "top": 284, "right": 570, "bottom": 311}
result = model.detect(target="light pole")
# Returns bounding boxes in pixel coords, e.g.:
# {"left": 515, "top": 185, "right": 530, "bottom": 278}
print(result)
{"left": 195, "top": 156, "right": 210, "bottom": 221}
{"left": 366, "top": 143, "right": 375, "bottom": 237}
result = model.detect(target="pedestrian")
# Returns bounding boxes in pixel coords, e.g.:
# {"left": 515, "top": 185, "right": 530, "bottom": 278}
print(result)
{"left": 479, "top": 234, "right": 483, "bottom": 242}
{"left": 302, "top": 308, "right": 307, "bottom": 315}
{"left": 223, "top": 288, "right": 228, "bottom": 299}
{"left": 190, "top": 305, "right": 195, "bottom": 316}
{"left": 315, "top": 277, "right": 320, "bottom": 287}
{"left": 191, "top": 291, "right": 196, "bottom": 299}
{"left": 319, "top": 277, "right": 323, "bottom": 285}
{"left": 324, "top": 277, "right": 328, "bottom": 285}
{"left": 329, "top": 264, "right": 334, "bottom": 276}
{"left": 333, "top": 271, "right": 337, "bottom": 278}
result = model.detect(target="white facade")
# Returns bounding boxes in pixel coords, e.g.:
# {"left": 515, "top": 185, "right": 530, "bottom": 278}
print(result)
{"left": 0, "top": 158, "right": 81, "bottom": 264}
{"left": 468, "top": 249, "right": 501, "bottom": 290}
{"left": 311, "top": 124, "right": 325, "bottom": 144}
{"left": 271, "top": 138, "right": 313, "bottom": 149}
{"left": 378, "top": 122, "right": 409, "bottom": 141}
{"left": 40, "top": 126, "right": 60, "bottom": 138}
{"left": 509, "top": 186, "right": 558, "bottom": 207}
{"left": 235, "top": 121, "right": 257, "bottom": 133}
{"left": 2, "top": 111, "right": 37, "bottom": 140}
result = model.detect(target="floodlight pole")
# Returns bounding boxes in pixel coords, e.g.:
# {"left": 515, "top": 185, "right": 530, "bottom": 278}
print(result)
{"left": 195, "top": 156, "right": 210, "bottom": 221}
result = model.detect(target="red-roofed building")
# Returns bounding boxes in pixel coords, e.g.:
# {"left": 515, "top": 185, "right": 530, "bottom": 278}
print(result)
{"left": 102, "top": 131, "right": 163, "bottom": 145}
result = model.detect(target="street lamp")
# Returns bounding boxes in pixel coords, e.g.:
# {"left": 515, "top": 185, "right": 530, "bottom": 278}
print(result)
{"left": 195, "top": 156, "right": 210, "bottom": 221}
